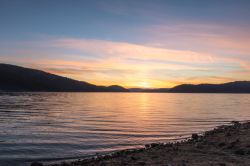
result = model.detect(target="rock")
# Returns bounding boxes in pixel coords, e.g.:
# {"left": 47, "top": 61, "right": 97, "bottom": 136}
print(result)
{"left": 131, "top": 156, "right": 137, "bottom": 160}
{"left": 172, "top": 145, "right": 179, "bottom": 151}
{"left": 145, "top": 144, "right": 150, "bottom": 149}
{"left": 232, "top": 121, "right": 240, "bottom": 125}
{"left": 234, "top": 149, "right": 245, "bottom": 155}
{"left": 225, "top": 132, "right": 231, "bottom": 137}
{"left": 151, "top": 155, "right": 159, "bottom": 159}
{"left": 192, "top": 133, "right": 199, "bottom": 140}
{"left": 218, "top": 142, "right": 226, "bottom": 147}
{"left": 178, "top": 161, "right": 187, "bottom": 166}
{"left": 30, "top": 162, "right": 43, "bottom": 166}
{"left": 99, "top": 162, "right": 106, "bottom": 166}
{"left": 227, "top": 139, "right": 239, "bottom": 149}
{"left": 151, "top": 143, "right": 160, "bottom": 148}
{"left": 137, "top": 148, "right": 144, "bottom": 152}
{"left": 246, "top": 150, "right": 250, "bottom": 155}
{"left": 232, "top": 121, "right": 241, "bottom": 128}
{"left": 137, "top": 161, "right": 146, "bottom": 165}
{"left": 61, "top": 162, "right": 70, "bottom": 166}
{"left": 103, "top": 155, "right": 111, "bottom": 160}
{"left": 218, "top": 163, "right": 226, "bottom": 166}
{"left": 120, "top": 160, "right": 128, "bottom": 166}
{"left": 165, "top": 143, "right": 173, "bottom": 147}
{"left": 194, "top": 143, "right": 202, "bottom": 149}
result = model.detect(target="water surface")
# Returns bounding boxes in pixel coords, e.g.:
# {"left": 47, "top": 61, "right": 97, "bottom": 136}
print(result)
{"left": 0, "top": 93, "right": 250, "bottom": 166}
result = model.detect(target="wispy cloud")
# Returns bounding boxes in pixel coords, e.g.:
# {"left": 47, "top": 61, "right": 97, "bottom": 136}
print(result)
{"left": 142, "top": 23, "right": 250, "bottom": 56}
{"left": 51, "top": 38, "right": 240, "bottom": 64}
{"left": 1, "top": 36, "right": 249, "bottom": 88}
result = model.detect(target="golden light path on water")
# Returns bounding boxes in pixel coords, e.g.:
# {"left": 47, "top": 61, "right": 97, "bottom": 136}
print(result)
{"left": 0, "top": 93, "right": 250, "bottom": 166}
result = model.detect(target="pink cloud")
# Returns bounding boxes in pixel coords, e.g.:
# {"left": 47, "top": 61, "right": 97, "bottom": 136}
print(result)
{"left": 1, "top": 35, "right": 249, "bottom": 88}
{"left": 142, "top": 23, "right": 250, "bottom": 56}
{"left": 51, "top": 38, "right": 238, "bottom": 65}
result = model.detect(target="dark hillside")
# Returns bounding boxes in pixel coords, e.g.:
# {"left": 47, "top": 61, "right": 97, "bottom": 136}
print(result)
{"left": 0, "top": 64, "right": 128, "bottom": 92}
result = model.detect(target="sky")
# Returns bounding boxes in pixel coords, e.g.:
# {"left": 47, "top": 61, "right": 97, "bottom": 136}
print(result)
{"left": 0, "top": 0, "right": 250, "bottom": 88}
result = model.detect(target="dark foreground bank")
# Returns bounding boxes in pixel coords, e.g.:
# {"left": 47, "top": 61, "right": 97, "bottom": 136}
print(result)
{"left": 32, "top": 121, "right": 250, "bottom": 166}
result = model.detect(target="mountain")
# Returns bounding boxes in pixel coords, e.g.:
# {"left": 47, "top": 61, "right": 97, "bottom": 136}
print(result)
{"left": 0, "top": 64, "right": 128, "bottom": 92}
{"left": 108, "top": 85, "right": 129, "bottom": 92}
{"left": 1, "top": 63, "right": 250, "bottom": 93}
{"left": 129, "top": 88, "right": 170, "bottom": 92}
{"left": 169, "top": 81, "right": 250, "bottom": 93}
{"left": 130, "top": 82, "right": 250, "bottom": 93}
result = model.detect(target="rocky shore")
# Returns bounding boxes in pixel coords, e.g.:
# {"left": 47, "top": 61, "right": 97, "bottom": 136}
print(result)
{"left": 32, "top": 121, "right": 250, "bottom": 166}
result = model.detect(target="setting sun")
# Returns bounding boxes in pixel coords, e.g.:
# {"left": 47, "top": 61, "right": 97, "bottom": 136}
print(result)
{"left": 1, "top": 1, "right": 250, "bottom": 166}
{"left": 139, "top": 82, "right": 151, "bottom": 88}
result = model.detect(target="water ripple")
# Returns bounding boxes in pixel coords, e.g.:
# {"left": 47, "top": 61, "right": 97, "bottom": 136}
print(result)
{"left": 0, "top": 92, "right": 250, "bottom": 166}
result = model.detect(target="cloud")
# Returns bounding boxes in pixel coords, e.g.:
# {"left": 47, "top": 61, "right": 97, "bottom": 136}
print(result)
{"left": 142, "top": 23, "right": 250, "bottom": 56}
{"left": 1, "top": 36, "right": 249, "bottom": 88}
{"left": 51, "top": 38, "right": 240, "bottom": 64}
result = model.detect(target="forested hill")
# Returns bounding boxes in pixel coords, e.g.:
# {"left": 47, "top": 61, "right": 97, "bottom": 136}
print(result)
{"left": 169, "top": 81, "right": 250, "bottom": 93}
{"left": 0, "top": 64, "right": 128, "bottom": 92}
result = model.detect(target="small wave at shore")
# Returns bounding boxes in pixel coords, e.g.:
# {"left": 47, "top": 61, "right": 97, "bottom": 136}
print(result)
{"left": 1, "top": 93, "right": 250, "bottom": 166}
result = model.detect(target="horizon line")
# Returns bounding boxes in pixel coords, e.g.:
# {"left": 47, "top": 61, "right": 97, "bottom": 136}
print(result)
{"left": 1, "top": 63, "right": 248, "bottom": 89}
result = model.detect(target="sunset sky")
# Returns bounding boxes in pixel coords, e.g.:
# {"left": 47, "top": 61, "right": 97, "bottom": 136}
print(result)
{"left": 1, "top": 0, "right": 250, "bottom": 88}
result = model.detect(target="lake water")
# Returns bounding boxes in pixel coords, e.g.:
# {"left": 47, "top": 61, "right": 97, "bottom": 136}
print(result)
{"left": 0, "top": 93, "right": 250, "bottom": 166}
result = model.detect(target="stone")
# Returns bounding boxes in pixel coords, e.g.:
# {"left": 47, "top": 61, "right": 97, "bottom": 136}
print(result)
{"left": 137, "top": 161, "right": 146, "bottom": 165}
{"left": 234, "top": 149, "right": 245, "bottom": 155}
{"left": 192, "top": 133, "right": 199, "bottom": 140}
{"left": 218, "top": 142, "right": 226, "bottom": 147}
{"left": 30, "top": 162, "right": 43, "bottom": 166}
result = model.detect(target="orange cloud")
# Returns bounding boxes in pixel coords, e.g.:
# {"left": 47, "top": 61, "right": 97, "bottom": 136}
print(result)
{"left": 52, "top": 38, "right": 231, "bottom": 64}
{"left": 1, "top": 35, "right": 249, "bottom": 88}
{"left": 143, "top": 23, "right": 250, "bottom": 56}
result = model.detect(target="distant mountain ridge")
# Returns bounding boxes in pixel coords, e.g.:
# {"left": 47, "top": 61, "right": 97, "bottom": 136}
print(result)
{"left": 129, "top": 88, "right": 170, "bottom": 92}
{"left": 169, "top": 81, "right": 250, "bottom": 93}
{"left": 0, "top": 64, "right": 128, "bottom": 92}
{"left": 1, "top": 63, "right": 250, "bottom": 93}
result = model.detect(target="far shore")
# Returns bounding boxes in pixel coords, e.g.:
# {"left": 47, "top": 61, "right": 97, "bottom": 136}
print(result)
{"left": 32, "top": 121, "right": 250, "bottom": 166}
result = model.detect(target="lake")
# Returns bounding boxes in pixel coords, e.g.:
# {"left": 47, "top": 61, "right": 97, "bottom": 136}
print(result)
{"left": 0, "top": 93, "right": 250, "bottom": 166}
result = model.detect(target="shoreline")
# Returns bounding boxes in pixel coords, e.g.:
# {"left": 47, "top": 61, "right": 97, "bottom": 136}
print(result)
{"left": 32, "top": 121, "right": 250, "bottom": 166}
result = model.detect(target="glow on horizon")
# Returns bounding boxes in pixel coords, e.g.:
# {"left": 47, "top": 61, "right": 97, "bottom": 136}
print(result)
{"left": 0, "top": 1, "right": 250, "bottom": 88}
{"left": 1, "top": 36, "right": 249, "bottom": 88}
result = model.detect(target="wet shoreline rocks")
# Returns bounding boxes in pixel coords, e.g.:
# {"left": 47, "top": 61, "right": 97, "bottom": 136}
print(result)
{"left": 34, "top": 121, "right": 250, "bottom": 166}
